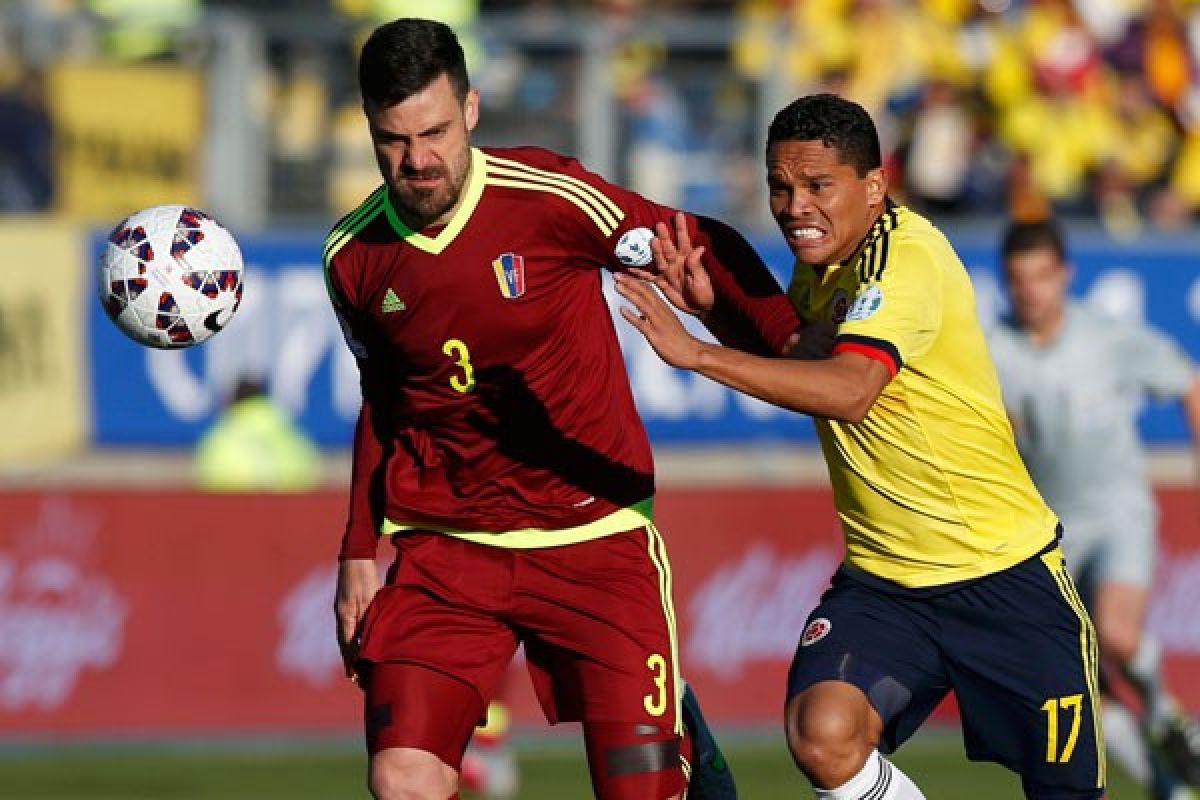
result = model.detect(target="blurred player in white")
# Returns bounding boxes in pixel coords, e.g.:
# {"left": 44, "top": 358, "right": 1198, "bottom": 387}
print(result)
{"left": 988, "top": 219, "right": 1200, "bottom": 800}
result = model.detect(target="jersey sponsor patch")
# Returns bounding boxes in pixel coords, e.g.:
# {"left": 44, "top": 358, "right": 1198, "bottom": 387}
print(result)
{"left": 846, "top": 285, "right": 883, "bottom": 321}
{"left": 615, "top": 226, "right": 655, "bottom": 267}
{"left": 801, "top": 617, "right": 832, "bottom": 647}
{"left": 492, "top": 252, "right": 527, "bottom": 299}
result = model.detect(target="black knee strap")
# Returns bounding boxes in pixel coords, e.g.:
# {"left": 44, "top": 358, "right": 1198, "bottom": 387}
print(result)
{"left": 605, "top": 738, "right": 681, "bottom": 777}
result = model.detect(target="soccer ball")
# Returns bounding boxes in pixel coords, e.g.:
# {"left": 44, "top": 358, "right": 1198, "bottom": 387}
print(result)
{"left": 98, "top": 204, "right": 244, "bottom": 349}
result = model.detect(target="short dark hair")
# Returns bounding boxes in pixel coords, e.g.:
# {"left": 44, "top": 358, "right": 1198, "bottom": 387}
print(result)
{"left": 767, "top": 94, "right": 882, "bottom": 176}
{"left": 358, "top": 18, "right": 469, "bottom": 109}
{"left": 1000, "top": 219, "right": 1067, "bottom": 264}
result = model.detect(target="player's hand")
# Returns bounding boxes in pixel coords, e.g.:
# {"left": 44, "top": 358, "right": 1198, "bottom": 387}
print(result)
{"left": 785, "top": 320, "right": 837, "bottom": 360}
{"left": 615, "top": 273, "right": 704, "bottom": 370}
{"left": 334, "top": 558, "right": 380, "bottom": 684}
{"left": 628, "top": 213, "right": 714, "bottom": 317}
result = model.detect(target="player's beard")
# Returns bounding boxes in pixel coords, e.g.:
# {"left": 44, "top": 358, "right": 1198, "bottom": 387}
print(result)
{"left": 390, "top": 149, "right": 471, "bottom": 229}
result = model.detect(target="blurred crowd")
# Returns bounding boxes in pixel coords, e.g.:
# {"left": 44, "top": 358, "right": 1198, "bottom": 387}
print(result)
{"left": 1, "top": 0, "right": 1198, "bottom": 236}
{"left": 739, "top": 0, "right": 1200, "bottom": 237}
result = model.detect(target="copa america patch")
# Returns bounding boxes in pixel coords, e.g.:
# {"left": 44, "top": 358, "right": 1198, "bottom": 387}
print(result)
{"left": 615, "top": 226, "right": 655, "bottom": 267}
{"left": 801, "top": 617, "right": 832, "bottom": 647}
{"left": 846, "top": 285, "right": 883, "bottom": 321}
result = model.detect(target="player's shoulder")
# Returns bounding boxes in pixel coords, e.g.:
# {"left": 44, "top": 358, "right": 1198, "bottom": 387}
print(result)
{"left": 480, "top": 145, "right": 582, "bottom": 173}
{"left": 479, "top": 145, "right": 626, "bottom": 236}
{"left": 881, "top": 205, "right": 966, "bottom": 281}
{"left": 849, "top": 202, "right": 933, "bottom": 286}
{"left": 890, "top": 206, "right": 955, "bottom": 260}
{"left": 323, "top": 184, "right": 390, "bottom": 269}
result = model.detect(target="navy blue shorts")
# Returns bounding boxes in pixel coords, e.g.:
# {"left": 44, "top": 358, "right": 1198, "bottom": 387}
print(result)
{"left": 787, "top": 545, "right": 1104, "bottom": 797}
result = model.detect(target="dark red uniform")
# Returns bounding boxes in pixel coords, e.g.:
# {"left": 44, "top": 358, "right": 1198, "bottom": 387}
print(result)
{"left": 325, "top": 146, "right": 797, "bottom": 770}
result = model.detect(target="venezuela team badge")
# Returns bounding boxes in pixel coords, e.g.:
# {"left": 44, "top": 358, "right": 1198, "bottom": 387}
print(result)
{"left": 493, "top": 252, "right": 526, "bottom": 299}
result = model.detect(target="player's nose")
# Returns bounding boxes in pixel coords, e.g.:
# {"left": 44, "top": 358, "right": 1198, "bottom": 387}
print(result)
{"left": 404, "top": 141, "right": 435, "bottom": 171}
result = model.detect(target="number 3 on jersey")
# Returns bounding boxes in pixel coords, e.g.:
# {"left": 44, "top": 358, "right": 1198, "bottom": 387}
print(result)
{"left": 442, "top": 338, "right": 476, "bottom": 393}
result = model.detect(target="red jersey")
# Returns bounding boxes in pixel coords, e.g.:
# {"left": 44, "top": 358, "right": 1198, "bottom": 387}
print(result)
{"left": 326, "top": 146, "right": 798, "bottom": 558}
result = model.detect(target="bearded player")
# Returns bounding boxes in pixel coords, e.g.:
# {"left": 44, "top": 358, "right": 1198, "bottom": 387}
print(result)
{"left": 326, "top": 18, "right": 801, "bottom": 800}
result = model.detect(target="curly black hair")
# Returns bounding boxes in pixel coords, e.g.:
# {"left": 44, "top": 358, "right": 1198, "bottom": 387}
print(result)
{"left": 767, "top": 94, "right": 882, "bottom": 177}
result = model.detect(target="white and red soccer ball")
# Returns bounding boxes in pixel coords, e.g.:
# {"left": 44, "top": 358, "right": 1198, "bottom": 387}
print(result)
{"left": 98, "top": 204, "right": 244, "bottom": 349}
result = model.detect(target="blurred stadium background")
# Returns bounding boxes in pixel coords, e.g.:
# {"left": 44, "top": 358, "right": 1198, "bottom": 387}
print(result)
{"left": 1, "top": 0, "right": 1198, "bottom": 797}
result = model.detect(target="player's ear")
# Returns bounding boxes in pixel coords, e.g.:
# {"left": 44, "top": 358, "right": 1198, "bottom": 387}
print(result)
{"left": 865, "top": 167, "right": 887, "bottom": 207}
{"left": 464, "top": 88, "right": 480, "bottom": 132}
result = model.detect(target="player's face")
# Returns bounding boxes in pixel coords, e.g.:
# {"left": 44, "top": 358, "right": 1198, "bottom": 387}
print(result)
{"left": 1005, "top": 247, "right": 1070, "bottom": 332}
{"left": 366, "top": 73, "right": 479, "bottom": 228}
{"left": 767, "top": 139, "right": 886, "bottom": 266}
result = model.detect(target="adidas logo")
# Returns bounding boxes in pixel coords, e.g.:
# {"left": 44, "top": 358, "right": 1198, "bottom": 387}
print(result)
{"left": 381, "top": 288, "right": 406, "bottom": 313}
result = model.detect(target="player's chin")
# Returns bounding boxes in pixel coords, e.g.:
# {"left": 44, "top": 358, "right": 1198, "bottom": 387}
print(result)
{"left": 787, "top": 241, "right": 835, "bottom": 265}
{"left": 395, "top": 188, "right": 454, "bottom": 220}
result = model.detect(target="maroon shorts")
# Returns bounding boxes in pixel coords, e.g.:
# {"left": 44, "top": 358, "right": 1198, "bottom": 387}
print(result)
{"left": 357, "top": 526, "right": 682, "bottom": 763}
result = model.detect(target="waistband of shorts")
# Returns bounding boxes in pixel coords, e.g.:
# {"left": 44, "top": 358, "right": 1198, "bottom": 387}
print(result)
{"left": 840, "top": 524, "right": 1063, "bottom": 598}
{"left": 380, "top": 497, "right": 655, "bottom": 549}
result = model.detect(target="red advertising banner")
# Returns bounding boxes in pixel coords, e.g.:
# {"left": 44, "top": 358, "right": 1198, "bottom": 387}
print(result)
{"left": 0, "top": 488, "right": 1196, "bottom": 738}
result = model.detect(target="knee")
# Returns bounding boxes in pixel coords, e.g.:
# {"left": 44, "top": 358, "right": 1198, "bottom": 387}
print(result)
{"left": 368, "top": 748, "right": 458, "bottom": 800}
{"left": 785, "top": 684, "right": 877, "bottom": 788}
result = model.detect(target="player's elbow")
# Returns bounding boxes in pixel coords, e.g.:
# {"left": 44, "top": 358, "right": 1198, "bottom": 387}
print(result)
{"left": 826, "top": 387, "right": 877, "bottom": 424}
{"left": 829, "top": 404, "right": 870, "bottom": 425}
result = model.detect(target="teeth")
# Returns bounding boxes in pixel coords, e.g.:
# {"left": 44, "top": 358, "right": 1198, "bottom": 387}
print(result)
{"left": 790, "top": 227, "right": 823, "bottom": 240}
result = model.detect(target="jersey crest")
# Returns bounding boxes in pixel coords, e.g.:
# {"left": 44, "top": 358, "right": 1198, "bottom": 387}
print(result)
{"left": 492, "top": 252, "right": 527, "bottom": 299}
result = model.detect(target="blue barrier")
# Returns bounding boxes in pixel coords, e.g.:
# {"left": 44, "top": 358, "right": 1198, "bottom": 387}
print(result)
{"left": 88, "top": 227, "right": 1200, "bottom": 447}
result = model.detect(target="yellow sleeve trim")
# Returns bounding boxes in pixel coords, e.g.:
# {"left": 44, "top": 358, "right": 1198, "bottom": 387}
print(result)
{"left": 381, "top": 497, "right": 654, "bottom": 548}
{"left": 483, "top": 153, "right": 624, "bottom": 220}
{"left": 485, "top": 176, "right": 619, "bottom": 236}
{"left": 482, "top": 152, "right": 625, "bottom": 237}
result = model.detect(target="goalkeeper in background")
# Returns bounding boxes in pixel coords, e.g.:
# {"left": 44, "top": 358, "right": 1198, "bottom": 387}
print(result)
{"left": 988, "top": 219, "right": 1200, "bottom": 800}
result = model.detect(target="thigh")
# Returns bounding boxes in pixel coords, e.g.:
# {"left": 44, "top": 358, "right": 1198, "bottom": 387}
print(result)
{"left": 786, "top": 570, "right": 950, "bottom": 754}
{"left": 357, "top": 533, "right": 519, "bottom": 742}
{"left": 361, "top": 661, "right": 485, "bottom": 768}
{"left": 517, "top": 526, "right": 682, "bottom": 734}
{"left": 941, "top": 547, "right": 1104, "bottom": 795}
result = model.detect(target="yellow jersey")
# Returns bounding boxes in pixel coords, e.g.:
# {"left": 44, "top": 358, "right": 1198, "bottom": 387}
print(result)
{"left": 788, "top": 202, "right": 1058, "bottom": 588}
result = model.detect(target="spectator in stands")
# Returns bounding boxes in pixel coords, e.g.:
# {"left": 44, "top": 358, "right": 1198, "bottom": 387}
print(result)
{"left": 193, "top": 378, "right": 322, "bottom": 492}
{"left": 85, "top": 0, "right": 199, "bottom": 62}
{"left": 0, "top": 67, "right": 52, "bottom": 212}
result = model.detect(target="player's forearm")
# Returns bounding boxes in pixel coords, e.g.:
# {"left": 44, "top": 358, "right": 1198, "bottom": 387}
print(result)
{"left": 692, "top": 344, "right": 879, "bottom": 422}
{"left": 340, "top": 400, "right": 383, "bottom": 561}
{"left": 695, "top": 215, "right": 801, "bottom": 355}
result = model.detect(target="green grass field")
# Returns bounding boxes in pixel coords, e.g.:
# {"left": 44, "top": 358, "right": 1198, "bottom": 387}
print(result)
{"left": 0, "top": 730, "right": 1146, "bottom": 798}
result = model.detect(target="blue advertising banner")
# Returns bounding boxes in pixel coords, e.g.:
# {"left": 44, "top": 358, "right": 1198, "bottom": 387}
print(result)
{"left": 88, "top": 227, "right": 1200, "bottom": 447}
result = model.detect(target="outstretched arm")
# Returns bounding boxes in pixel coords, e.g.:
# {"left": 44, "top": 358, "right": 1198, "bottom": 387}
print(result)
{"left": 615, "top": 273, "right": 890, "bottom": 422}
{"left": 631, "top": 212, "right": 801, "bottom": 356}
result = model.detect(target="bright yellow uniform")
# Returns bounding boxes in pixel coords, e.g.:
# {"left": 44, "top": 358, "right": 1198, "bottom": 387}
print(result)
{"left": 788, "top": 202, "right": 1057, "bottom": 588}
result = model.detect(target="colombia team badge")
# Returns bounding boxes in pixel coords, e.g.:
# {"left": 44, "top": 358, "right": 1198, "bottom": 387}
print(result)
{"left": 492, "top": 252, "right": 526, "bottom": 299}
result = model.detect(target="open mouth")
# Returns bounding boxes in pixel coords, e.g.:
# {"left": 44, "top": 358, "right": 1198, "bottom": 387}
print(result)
{"left": 784, "top": 224, "right": 828, "bottom": 248}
